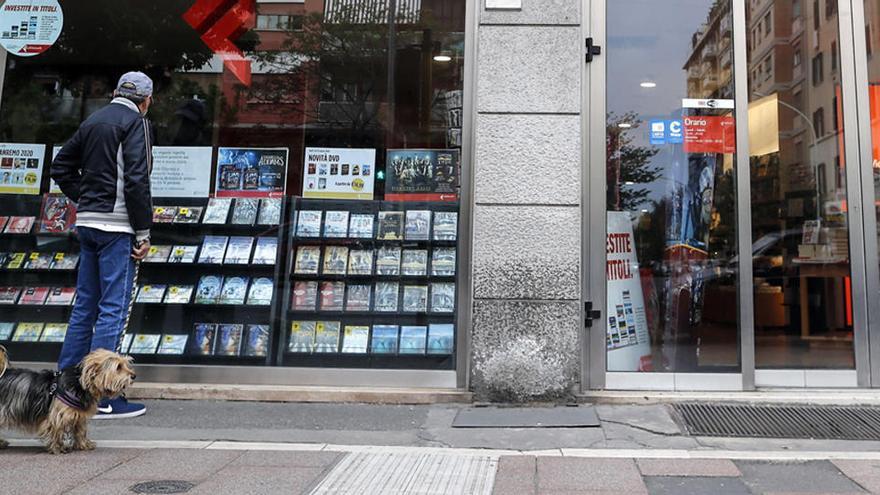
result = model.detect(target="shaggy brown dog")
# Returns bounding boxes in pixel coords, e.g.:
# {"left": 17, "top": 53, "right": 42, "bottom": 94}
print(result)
{"left": 0, "top": 347, "right": 135, "bottom": 454}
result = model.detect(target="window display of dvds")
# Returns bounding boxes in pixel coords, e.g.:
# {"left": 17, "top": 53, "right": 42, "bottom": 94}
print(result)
{"left": 0, "top": 194, "right": 79, "bottom": 362}
{"left": 282, "top": 198, "right": 459, "bottom": 369}
{"left": 127, "top": 197, "right": 286, "bottom": 366}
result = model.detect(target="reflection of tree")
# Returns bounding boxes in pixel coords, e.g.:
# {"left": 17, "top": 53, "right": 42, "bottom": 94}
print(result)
{"left": 0, "top": 0, "right": 218, "bottom": 143}
{"left": 607, "top": 112, "right": 661, "bottom": 212}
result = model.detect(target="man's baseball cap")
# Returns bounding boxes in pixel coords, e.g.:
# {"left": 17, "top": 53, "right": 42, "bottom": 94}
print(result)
{"left": 115, "top": 72, "right": 153, "bottom": 99}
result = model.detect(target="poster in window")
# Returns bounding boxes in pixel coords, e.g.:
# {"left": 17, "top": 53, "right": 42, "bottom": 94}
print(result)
{"left": 0, "top": 0, "right": 63, "bottom": 58}
{"left": 302, "top": 147, "right": 376, "bottom": 200}
{"left": 0, "top": 143, "right": 45, "bottom": 195}
{"left": 151, "top": 147, "right": 212, "bottom": 198}
{"left": 215, "top": 147, "right": 288, "bottom": 198}
{"left": 385, "top": 149, "right": 459, "bottom": 202}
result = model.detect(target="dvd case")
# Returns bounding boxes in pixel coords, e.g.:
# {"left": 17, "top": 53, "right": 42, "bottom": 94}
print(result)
{"left": 12, "top": 322, "right": 43, "bottom": 342}
{"left": 399, "top": 326, "right": 427, "bottom": 354}
{"left": 401, "top": 250, "right": 428, "bottom": 276}
{"left": 347, "top": 250, "right": 374, "bottom": 275}
{"left": 45, "top": 287, "right": 76, "bottom": 306}
{"left": 402, "top": 285, "right": 428, "bottom": 313}
{"left": 19, "top": 286, "right": 49, "bottom": 305}
{"left": 433, "top": 212, "right": 458, "bottom": 240}
{"left": 219, "top": 277, "right": 249, "bottom": 305}
{"left": 376, "top": 247, "right": 401, "bottom": 276}
{"left": 224, "top": 236, "right": 254, "bottom": 265}
{"left": 5, "top": 216, "right": 35, "bottom": 234}
{"left": 319, "top": 281, "right": 345, "bottom": 311}
{"left": 129, "top": 334, "right": 160, "bottom": 354}
{"left": 50, "top": 253, "right": 79, "bottom": 270}
{"left": 0, "top": 217, "right": 7, "bottom": 233}
{"left": 296, "top": 210, "right": 322, "bottom": 237}
{"left": 374, "top": 282, "right": 399, "bottom": 312}
{"left": 136, "top": 285, "right": 167, "bottom": 303}
{"left": 404, "top": 210, "right": 431, "bottom": 240}
{"left": 202, "top": 198, "right": 233, "bottom": 224}
{"left": 247, "top": 277, "right": 274, "bottom": 305}
{"left": 231, "top": 198, "right": 259, "bottom": 225}
{"left": 294, "top": 246, "right": 321, "bottom": 274}
{"left": 191, "top": 323, "right": 217, "bottom": 355}
{"left": 37, "top": 194, "right": 75, "bottom": 234}
{"left": 40, "top": 323, "right": 68, "bottom": 343}
{"left": 427, "top": 324, "right": 454, "bottom": 355}
{"left": 152, "top": 206, "right": 178, "bottom": 223}
{"left": 377, "top": 211, "right": 404, "bottom": 240}
{"left": 168, "top": 245, "right": 199, "bottom": 264}
{"left": 0, "top": 322, "right": 14, "bottom": 340}
{"left": 314, "top": 321, "right": 340, "bottom": 353}
{"left": 257, "top": 198, "right": 282, "bottom": 225}
{"left": 252, "top": 237, "right": 278, "bottom": 264}
{"left": 173, "top": 206, "right": 203, "bottom": 223}
{"left": 341, "top": 325, "right": 369, "bottom": 353}
{"left": 0, "top": 287, "right": 20, "bottom": 304}
{"left": 288, "top": 321, "right": 316, "bottom": 353}
{"left": 157, "top": 335, "right": 188, "bottom": 355}
{"left": 195, "top": 275, "right": 223, "bottom": 304}
{"left": 216, "top": 324, "right": 244, "bottom": 356}
{"left": 430, "top": 283, "right": 456, "bottom": 313}
{"left": 345, "top": 284, "right": 372, "bottom": 312}
{"left": 292, "top": 281, "right": 318, "bottom": 311}
{"left": 243, "top": 325, "right": 270, "bottom": 357}
{"left": 431, "top": 248, "right": 457, "bottom": 276}
{"left": 164, "top": 285, "right": 194, "bottom": 304}
{"left": 4, "top": 252, "right": 25, "bottom": 269}
{"left": 198, "top": 236, "right": 229, "bottom": 264}
{"left": 322, "top": 246, "right": 349, "bottom": 275}
{"left": 24, "top": 252, "right": 54, "bottom": 270}
{"left": 370, "top": 325, "right": 399, "bottom": 354}
{"left": 348, "top": 214, "right": 375, "bottom": 238}
{"left": 323, "top": 211, "right": 350, "bottom": 238}
{"left": 144, "top": 245, "right": 172, "bottom": 263}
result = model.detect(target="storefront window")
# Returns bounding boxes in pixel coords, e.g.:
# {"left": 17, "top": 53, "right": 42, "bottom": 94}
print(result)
{"left": 606, "top": 0, "right": 740, "bottom": 373}
{"left": 865, "top": 0, "right": 880, "bottom": 349}
{"left": 747, "top": 0, "right": 854, "bottom": 369}
{"left": 0, "top": 0, "right": 466, "bottom": 370}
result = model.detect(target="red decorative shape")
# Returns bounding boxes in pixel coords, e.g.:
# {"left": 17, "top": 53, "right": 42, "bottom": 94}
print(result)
{"left": 184, "top": 0, "right": 255, "bottom": 86}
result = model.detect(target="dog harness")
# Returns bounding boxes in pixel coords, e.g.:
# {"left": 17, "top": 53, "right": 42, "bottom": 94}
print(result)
{"left": 49, "top": 371, "right": 90, "bottom": 411}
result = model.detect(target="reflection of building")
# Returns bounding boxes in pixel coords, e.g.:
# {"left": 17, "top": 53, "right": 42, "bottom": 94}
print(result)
{"left": 683, "top": 0, "right": 733, "bottom": 100}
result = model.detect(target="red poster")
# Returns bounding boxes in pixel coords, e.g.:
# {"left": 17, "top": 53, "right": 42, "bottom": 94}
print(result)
{"left": 683, "top": 116, "right": 736, "bottom": 154}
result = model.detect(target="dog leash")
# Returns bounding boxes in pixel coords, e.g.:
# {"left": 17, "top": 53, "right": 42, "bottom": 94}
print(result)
{"left": 117, "top": 259, "right": 140, "bottom": 354}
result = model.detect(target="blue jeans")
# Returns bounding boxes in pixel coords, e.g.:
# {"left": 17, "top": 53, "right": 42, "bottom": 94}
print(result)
{"left": 58, "top": 227, "right": 136, "bottom": 370}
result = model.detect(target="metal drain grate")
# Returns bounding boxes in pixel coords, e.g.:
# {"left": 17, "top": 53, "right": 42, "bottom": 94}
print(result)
{"left": 673, "top": 403, "right": 880, "bottom": 440}
{"left": 129, "top": 480, "right": 195, "bottom": 494}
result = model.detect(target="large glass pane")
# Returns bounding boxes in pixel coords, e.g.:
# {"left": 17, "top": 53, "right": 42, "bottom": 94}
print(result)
{"left": 0, "top": 0, "right": 466, "bottom": 370}
{"left": 606, "top": 0, "right": 740, "bottom": 372}
{"left": 748, "top": 0, "right": 854, "bottom": 368}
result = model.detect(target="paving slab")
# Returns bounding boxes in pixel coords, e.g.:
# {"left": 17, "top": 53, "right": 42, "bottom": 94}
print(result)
{"left": 737, "top": 460, "right": 867, "bottom": 494}
{"left": 236, "top": 450, "right": 342, "bottom": 468}
{"left": 536, "top": 457, "right": 648, "bottom": 494}
{"left": 637, "top": 458, "right": 741, "bottom": 477}
{"left": 643, "top": 476, "right": 752, "bottom": 495}
{"left": 493, "top": 456, "right": 537, "bottom": 495}
{"left": 96, "top": 448, "right": 241, "bottom": 481}
{"left": 833, "top": 460, "right": 880, "bottom": 493}
{"left": 0, "top": 448, "right": 143, "bottom": 495}
{"left": 454, "top": 406, "right": 600, "bottom": 428}
{"left": 189, "top": 466, "right": 328, "bottom": 495}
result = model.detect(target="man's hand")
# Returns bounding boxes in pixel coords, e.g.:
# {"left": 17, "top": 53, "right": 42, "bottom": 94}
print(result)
{"left": 132, "top": 239, "right": 150, "bottom": 260}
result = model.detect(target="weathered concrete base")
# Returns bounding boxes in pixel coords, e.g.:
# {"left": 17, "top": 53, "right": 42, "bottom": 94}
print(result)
{"left": 126, "top": 382, "right": 473, "bottom": 405}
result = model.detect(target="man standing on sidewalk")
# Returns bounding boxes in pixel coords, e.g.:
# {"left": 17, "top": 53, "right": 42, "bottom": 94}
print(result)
{"left": 50, "top": 72, "right": 155, "bottom": 419}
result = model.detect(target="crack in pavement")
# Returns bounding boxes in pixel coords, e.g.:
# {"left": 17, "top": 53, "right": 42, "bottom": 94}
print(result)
{"left": 601, "top": 419, "right": 682, "bottom": 438}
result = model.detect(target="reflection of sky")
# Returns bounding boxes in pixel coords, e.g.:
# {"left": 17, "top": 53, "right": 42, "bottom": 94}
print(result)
{"left": 607, "top": 0, "right": 719, "bottom": 202}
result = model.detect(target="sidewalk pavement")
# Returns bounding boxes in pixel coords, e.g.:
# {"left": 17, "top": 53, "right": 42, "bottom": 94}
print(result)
{"left": 4, "top": 400, "right": 880, "bottom": 494}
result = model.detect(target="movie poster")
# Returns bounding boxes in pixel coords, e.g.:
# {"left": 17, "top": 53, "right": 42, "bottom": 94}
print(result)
{"left": 215, "top": 147, "right": 288, "bottom": 198}
{"left": 0, "top": 143, "right": 46, "bottom": 195}
{"left": 385, "top": 149, "right": 459, "bottom": 202}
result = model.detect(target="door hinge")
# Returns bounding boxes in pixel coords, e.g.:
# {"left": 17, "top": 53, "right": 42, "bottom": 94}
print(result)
{"left": 585, "top": 301, "right": 601, "bottom": 327}
{"left": 585, "top": 37, "right": 602, "bottom": 63}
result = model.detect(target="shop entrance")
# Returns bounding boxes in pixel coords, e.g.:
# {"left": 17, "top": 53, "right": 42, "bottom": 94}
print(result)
{"left": 585, "top": 0, "right": 873, "bottom": 390}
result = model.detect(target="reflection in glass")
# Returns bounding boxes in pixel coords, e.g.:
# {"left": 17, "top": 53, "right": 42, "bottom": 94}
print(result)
{"left": 748, "top": 0, "right": 854, "bottom": 369}
{"left": 606, "top": 0, "right": 740, "bottom": 372}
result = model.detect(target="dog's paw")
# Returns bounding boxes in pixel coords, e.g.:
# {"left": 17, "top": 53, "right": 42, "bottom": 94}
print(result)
{"left": 75, "top": 440, "right": 96, "bottom": 451}
{"left": 0, "top": 439, "right": 8, "bottom": 449}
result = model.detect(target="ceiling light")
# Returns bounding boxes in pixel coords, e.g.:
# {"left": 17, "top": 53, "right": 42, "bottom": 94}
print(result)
{"left": 618, "top": 123, "right": 633, "bottom": 128}
{"left": 640, "top": 81, "right": 657, "bottom": 88}
{"left": 433, "top": 54, "right": 452, "bottom": 62}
